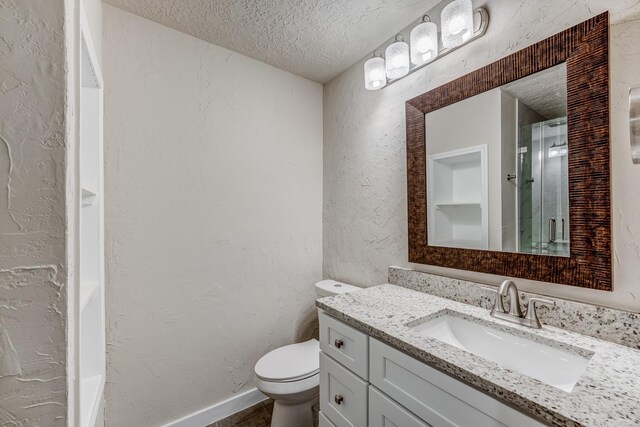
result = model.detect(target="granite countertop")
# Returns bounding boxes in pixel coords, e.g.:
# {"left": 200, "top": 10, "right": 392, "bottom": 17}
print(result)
{"left": 316, "top": 284, "right": 640, "bottom": 427}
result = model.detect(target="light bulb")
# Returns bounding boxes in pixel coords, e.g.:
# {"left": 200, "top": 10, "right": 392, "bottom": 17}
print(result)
{"left": 392, "top": 55, "right": 405, "bottom": 67}
{"left": 448, "top": 15, "right": 466, "bottom": 35}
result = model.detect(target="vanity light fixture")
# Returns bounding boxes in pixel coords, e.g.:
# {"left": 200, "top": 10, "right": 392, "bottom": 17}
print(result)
{"left": 385, "top": 34, "right": 410, "bottom": 79}
{"left": 364, "top": 50, "right": 387, "bottom": 90}
{"left": 630, "top": 86, "right": 640, "bottom": 163}
{"left": 362, "top": 0, "right": 489, "bottom": 90}
{"left": 410, "top": 16, "right": 439, "bottom": 66}
{"left": 441, "top": 0, "right": 474, "bottom": 48}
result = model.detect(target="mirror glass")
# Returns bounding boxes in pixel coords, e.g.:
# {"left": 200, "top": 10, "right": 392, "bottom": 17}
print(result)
{"left": 425, "top": 63, "right": 569, "bottom": 256}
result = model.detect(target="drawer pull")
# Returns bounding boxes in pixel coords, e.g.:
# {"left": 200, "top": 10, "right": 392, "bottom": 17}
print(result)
{"left": 334, "top": 394, "right": 344, "bottom": 405}
{"left": 334, "top": 339, "right": 344, "bottom": 348}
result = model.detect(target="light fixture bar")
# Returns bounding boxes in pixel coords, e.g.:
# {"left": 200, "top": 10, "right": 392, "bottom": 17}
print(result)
{"left": 383, "top": 7, "right": 489, "bottom": 88}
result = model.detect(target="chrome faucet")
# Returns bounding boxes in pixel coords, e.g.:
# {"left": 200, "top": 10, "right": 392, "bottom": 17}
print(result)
{"left": 484, "top": 280, "right": 554, "bottom": 329}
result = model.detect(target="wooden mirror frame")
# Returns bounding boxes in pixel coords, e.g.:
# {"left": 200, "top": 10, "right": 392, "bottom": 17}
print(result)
{"left": 406, "top": 13, "right": 611, "bottom": 290}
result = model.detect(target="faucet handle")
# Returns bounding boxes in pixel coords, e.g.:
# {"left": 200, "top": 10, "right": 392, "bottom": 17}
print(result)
{"left": 525, "top": 297, "right": 555, "bottom": 328}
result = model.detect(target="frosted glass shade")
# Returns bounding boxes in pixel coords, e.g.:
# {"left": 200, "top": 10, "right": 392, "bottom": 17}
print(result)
{"left": 441, "top": 0, "right": 474, "bottom": 48}
{"left": 410, "top": 21, "right": 438, "bottom": 66}
{"left": 364, "top": 56, "right": 386, "bottom": 90}
{"left": 385, "top": 41, "right": 410, "bottom": 79}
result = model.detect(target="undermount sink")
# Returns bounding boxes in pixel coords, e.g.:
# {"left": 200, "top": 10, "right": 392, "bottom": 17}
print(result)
{"left": 409, "top": 311, "right": 593, "bottom": 392}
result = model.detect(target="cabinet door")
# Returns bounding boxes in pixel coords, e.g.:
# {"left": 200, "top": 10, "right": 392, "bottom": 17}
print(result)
{"left": 319, "top": 311, "right": 369, "bottom": 379}
{"left": 369, "top": 386, "right": 430, "bottom": 427}
{"left": 319, "top": 411, "right": 337, "bottom": 427}
{"left": 320, "top": 352, "right": 368, "bottom": 427}
{"left": 369, "top": 339, "right": 544, "bottom": 427}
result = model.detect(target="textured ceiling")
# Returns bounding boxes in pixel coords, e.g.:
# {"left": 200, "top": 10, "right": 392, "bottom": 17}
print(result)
{"left": 103, "top": 0, "right": 440, "bottom": 83}
{"left": 502, "top": 63, "right": 567, "bottom": 120}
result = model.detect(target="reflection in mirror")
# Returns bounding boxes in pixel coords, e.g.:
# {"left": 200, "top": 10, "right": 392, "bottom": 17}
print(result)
{"left": 425, "top": 63, "right": 569, "bottom": 256}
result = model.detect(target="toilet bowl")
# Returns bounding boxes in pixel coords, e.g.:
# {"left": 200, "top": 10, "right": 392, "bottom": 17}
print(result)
{"left": 254, "top": 280, "right": 360, "bottom": 427}
{"left": 255, "top": 339, "right": 320, "bottom": 427}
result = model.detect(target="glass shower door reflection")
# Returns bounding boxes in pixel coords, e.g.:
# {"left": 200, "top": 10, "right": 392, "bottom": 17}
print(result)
{"left": 518, "top": 118, "right": 569, "bottom": 256}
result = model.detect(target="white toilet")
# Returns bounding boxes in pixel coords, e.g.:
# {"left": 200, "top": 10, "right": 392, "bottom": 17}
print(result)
{"left": 254, "top": 280, "right": 359, "bottom": 427}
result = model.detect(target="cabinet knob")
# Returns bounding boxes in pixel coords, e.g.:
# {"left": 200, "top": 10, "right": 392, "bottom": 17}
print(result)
{"left": 334, "top": 394, "right": 344, "bottom": 405}
{"left": 334, "top": 339, "right": 344, "bottom": 348}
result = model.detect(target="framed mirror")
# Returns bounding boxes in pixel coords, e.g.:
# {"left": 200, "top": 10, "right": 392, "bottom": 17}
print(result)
{"left": 425, "top": 63, "right": 569, "bottom": 255}
{"left": 406, "top": 13, "right": 611, "bottom": 290}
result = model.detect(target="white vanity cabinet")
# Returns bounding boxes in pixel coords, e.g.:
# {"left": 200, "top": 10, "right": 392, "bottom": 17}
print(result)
{"left": 318, "top": 311, "right": 545, "bottom": 427}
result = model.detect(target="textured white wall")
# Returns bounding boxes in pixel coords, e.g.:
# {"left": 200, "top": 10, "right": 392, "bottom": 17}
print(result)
{"left": 0, "top": 0, "right": 69, "bottom": 425}
{"left": 103, "top": 5, "right": 323, "bottom": 426}
{"left": 323, "top": 0, "right": 640, "bottom": 312}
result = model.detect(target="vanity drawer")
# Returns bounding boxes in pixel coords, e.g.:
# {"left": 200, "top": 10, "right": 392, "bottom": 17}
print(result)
{"left": 369, "top": 385, "right": 430, "bottom": 427}
{"left": 369, "top": 339, "right": 544, "bottom": 427}
{"left": 320, "top": 352, "right": 367, "bottom": 427}
{"left": 319, "top": 311, "right": 368, "bottom": 379}
{"left": 319, "top": 410, "right": 337, "bottom": 427}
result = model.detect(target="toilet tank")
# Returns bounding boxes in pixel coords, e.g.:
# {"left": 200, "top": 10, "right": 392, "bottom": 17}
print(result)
{"left": 315, "top": 279, "right": 360, "bottom": 298}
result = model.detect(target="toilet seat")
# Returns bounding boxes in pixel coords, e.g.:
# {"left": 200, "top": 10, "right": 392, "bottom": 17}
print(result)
{"left": 255, "top": 339, "right": 319, "bottom": 382}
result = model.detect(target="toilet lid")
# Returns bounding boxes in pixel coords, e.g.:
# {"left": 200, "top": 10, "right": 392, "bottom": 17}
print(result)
{"left": 255, "top": 339, "right": 319, "bottom": 382}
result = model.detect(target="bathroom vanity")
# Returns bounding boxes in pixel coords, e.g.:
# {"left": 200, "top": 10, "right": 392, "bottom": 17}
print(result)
{"left": 316, "top": 284, "right": 640, "bottom": 427}
{"left": 318, "top": 310, "right": 543, "bottom": 427}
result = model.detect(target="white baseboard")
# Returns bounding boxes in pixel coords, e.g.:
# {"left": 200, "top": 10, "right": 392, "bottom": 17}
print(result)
{"left": 162, "top": 388, "right": 268, "bottom": 427}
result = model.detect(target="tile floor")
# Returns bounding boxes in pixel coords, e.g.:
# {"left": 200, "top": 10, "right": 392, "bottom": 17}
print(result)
{"left": 207, "top": 399, "right": 319, "bottom": 427}
{"left": 206, "top": 400, "right": 273, "bottom": 427}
